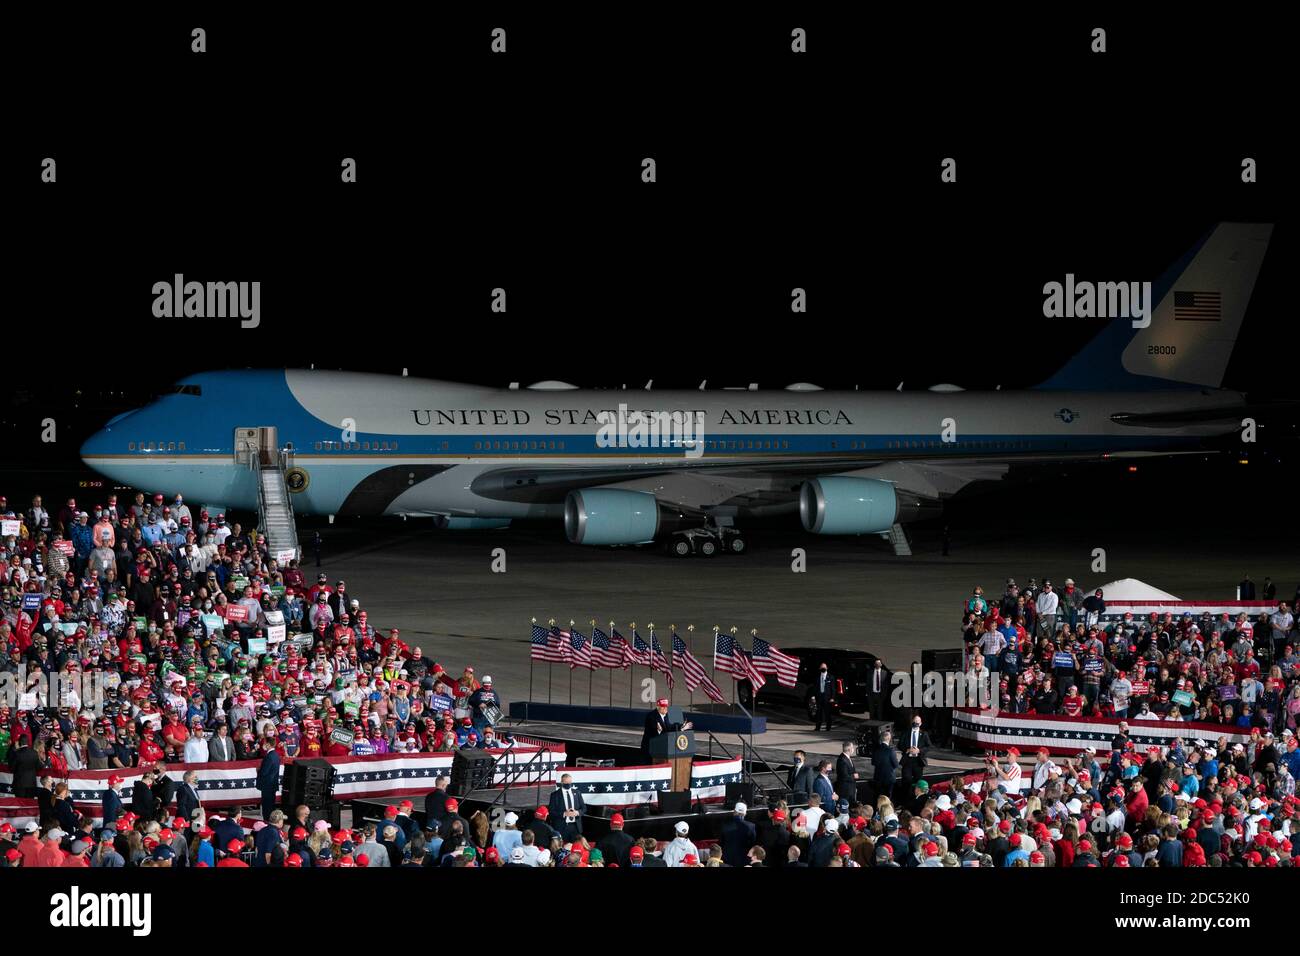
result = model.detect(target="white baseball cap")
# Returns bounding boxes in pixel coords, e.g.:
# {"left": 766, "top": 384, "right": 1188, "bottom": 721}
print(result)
{"left": 674, "top": 821, "right": 689, "bottom": 834}
{"left": 824, "top": 817, "right": 839, "bottom": 832}
{"left": 733, "top": 802, "right": 747, "bottom": 814}
{"left": 510, "top": 847, "right": 525, "bottom": 863}
{"left": 503, "top": 811, "right": 519, "bottom": 826}
{"left": 482, "top": 675, "right": 492, "bottom": 684}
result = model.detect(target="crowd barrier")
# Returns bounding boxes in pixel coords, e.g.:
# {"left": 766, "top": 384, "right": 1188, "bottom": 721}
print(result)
{"left": 0, "top": 744, "right": 567, "bottom": 818}
{"left": 950, "top": 708, "right": 1255, "bottom": 756}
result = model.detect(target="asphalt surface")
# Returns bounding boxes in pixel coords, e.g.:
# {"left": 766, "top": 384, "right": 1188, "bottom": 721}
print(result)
{"left": 311, "top": 517, "right": 1300, "bottom": 723}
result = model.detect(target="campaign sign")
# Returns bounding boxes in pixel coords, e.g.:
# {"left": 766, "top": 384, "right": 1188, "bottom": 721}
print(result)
{"left": 1129, "top": 681, "right": 1150, "bottom": 695}
{"left": 225, "top": 605, "right": 249, "bottom": 624}
{"left": 1171, "top": 690, "right": 1194, "bottom": 708}
{"left": 247, "top": 638, "right": 268, "bottom": 655}
{"left": 22, "top": 593, "right": 41, "bottom": 612}
{"left": 0, "top": 519, "right": 20, "bottom": 536}
{"left": 428, "top": 693, "right": 454, "bottom": 714}
{"left": 276, "top": 549, "right": 297, "bottom": 565}
{"left": 54, "top": 540, "right": 75, "bottom": 555}
{"left": 1052, "top": 651, "right": 1075, "bottom": 669}
{"left": 202, "top": 613, "right": 224, "bottom": 633}
{"left": 1217, "top": 684, "right": 1238, "bottom": 701}
{"left": 1083, "top": 658, "right": 1104, "bottom": 674}
{"left": 267, "top": 623, "right": 286, "bottom": 644}
{"left": 331, "top": 727, "right": 355, "bottom": 747}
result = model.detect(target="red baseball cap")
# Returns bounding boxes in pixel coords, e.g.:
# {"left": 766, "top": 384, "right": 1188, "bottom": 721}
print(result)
{"left": 226, "top": 839, "right": 244, "bottom": 853}
{"left": 444, "top": 798, "right": 458, "bottom": 812}
{"left": 534, "top": 806, "right": 548, "bottom": 819}
{"left": 610, "top": 813, "right": 624, "bottom": 826}
{"left": 629, "top": 846, "right": 644, "bottom": 860}
{"left": 656, "top": 698, "right": 669, "bottom": 707}
{"left": 836, "top": 842, "right": 851, "bottom": 857}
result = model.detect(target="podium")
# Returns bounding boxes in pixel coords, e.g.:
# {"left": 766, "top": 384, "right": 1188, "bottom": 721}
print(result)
{"left": 647, "top": 727, "right": 696, "bottom": 792}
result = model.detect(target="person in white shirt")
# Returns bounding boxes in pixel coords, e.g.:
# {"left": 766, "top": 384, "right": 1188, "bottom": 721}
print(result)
{"left": 661, "top": 820, "right": 698, "bottom": 867}
{"left": 1035, "top": 582, "right": 1060, "bottom": 638}
{"left": 801, "top": 796, "right": 826, "bottom": 836}
{"left": 184, "top": 727, "right": 209, "bottom": 763}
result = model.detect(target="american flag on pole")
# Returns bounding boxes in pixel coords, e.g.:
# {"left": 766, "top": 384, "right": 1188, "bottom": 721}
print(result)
{"left": 752, "top": 637, "right": 800, "bottom": 688}
{"left": 609, "top": 629, "right": 633, "bottom": 669}
{"left": 714, "top": 630, "right": 740, "bottom": 676}
{"left": 562, "top": 628, "right": 595, "bottom": 670}
{"left": 649, "top": 631, "right": 674, "bottom": 689}
{"left": 673, "top": 633, "right": 725, "bottom": 703}
{"left": 629, "top": 631, "right": 653, "bottom": 666}
{"left": 531, "top": 623, "right": 564, "bottom": 662}
{"left": 735, "top": 645, "right": 767, "bottom": 691}
{"left": 591, "top": 627, "right": 624, "bottom": 668}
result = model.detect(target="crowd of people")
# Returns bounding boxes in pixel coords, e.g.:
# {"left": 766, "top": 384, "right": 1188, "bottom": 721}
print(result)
{"left": 962, "top": 576, "right": 1300, "bottom": 732}
{"left": 3, "top": 498, "right": 1297, "bottom": 870}
{"left": 1, "top": 490, "right": 510, "bottom": 865}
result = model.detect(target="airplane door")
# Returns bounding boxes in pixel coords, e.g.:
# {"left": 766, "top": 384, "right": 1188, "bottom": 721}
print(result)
{"left": 234, "top": 427, "right": 279, "bottom": 466}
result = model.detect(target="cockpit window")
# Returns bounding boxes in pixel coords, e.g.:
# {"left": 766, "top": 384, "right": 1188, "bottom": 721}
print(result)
{"left": 167, "top": 384, "right": 202, "bottom": 396}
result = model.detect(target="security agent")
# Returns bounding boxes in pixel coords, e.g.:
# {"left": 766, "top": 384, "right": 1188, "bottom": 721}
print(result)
{"left": 640, "top": 697, "right": 693, "bottom": 761}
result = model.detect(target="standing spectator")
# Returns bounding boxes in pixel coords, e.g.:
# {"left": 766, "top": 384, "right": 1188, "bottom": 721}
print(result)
{"left": 547, "top": 773, "right": 585, "bottom": 842}
{"left": 872, "top": 729, "right": 900, "bottom": 804}
{"left": 718, "top": 802, "right": 756, "bottom": 867}
{"left": 900, "top": 715, "right": 930, "bottom": 794}
{"left": 1036, "top": 581, "right": 1060, "bottom": 638}
{"left": 662, "top": 821, "right": 698, "bottom": 867}
{"left": 811, "top": 662, "right": 836, "bottom": 731}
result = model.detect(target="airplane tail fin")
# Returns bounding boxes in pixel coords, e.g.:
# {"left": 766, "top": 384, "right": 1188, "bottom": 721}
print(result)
{"left": 1036, "top": 222, "right": 1273, "bottom": 390}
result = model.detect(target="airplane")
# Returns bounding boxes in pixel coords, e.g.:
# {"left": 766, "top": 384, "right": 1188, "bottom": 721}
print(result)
{"left": 81, "top": 222, "right": 1279, "bottom": 551}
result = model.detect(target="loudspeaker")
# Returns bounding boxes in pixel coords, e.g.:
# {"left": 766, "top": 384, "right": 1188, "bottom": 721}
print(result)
{"left": 854, "top": 719, "right": 894, "bottom": 751}
{"left": 922, "top": 648, "right": 965, "bottom": 673}
{"left": 283, "top": 758, "right": 336, "bottom": 809}
{"left": 450, "top": 748, "right": 498, "bottom": 795}
{"left": 724, "top": 782, "right": 755, "bottom": 805}
{"left": 657, "top": 791, "right": 691, "bottom": 816}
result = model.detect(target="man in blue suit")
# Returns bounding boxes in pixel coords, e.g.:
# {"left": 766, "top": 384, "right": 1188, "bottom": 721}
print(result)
{"left": 101, "top": 774, "right": 125, "bottom": 829}
{"left": 813, "top": 760, "right": 837, "bottom": 807}
{"left": 257, "top": 748, "right": 281, "bottom": 820}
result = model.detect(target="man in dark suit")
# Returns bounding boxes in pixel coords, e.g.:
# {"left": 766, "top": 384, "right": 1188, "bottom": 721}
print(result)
{"left": 871, "top": 730, "right": 900, "bottom": 805}
{"left": 547, "top": 773, "right": 586, "bottom": 841}
{"left": 899, "top": 715, "right": 931, "bottom": 796}
{"left": 132, "top": 769, "right": 160, "bottom": 819}
{"left": 7, "top": 737, "right": 42, "bottom": 797}
{"left": 596, "top": 812, "right": 635, "bottom": 868}
{"left": 151, "top": 760, "right": 176, "bottom": 815}
{"left": 175, "top": 770, "right": 202, "bottom": 825}
{"left": 423, "top": 775, "right": 450, "bottom": 824}
{"left": 102, "top": 775, "right": 125, "bottom": 829}
{"left": 866, "top": 658, "right": 890, "bottom": 720}
{"left": 640, "top": 698, "right": 692, "bottom": 761}
{"left": 437, "top": 797, "right": 471, "bottom": 842}
{"left": 718, "top": 801, "right": 757, "bottom": 867}
{"left": 811, "top": 662, "right": 836, "bottom": 731}
{"left": 836, "top": 741, "right": 860, "bottom": 804}
{"left": 256, "top": 747, "right": 281, "bottom": 821}
{"left": 760, "top": 808, "right": 792, "bottom": 868}
{"left": 787, "top": 750, "right": 814, "bottom": 797}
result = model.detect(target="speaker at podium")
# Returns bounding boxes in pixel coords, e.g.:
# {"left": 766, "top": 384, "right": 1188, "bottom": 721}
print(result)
{"left": 646, "top": 710, "right": 695, "bottom": 791}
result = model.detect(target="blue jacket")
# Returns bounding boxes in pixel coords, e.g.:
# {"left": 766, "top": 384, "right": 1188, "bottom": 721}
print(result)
{"left": 102, "top": 788, "right": 123, "bottom": 827}
{"left": 1156, "top": 839, "right": 1183, "bottom": 867}
{"left": 813, "top": 773, "right": 835, "bottom": 807}
{"left": 256, "top": 750, "right": 281, "bottom": 791}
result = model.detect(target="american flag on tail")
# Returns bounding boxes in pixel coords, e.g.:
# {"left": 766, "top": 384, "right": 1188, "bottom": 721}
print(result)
{"left": 531, "top": 623, "right": 564, "bottom": 662}
{"left": 752, "top": 637, "right": 800, "bottom": 688}
{"left": 649, "top": 631, "right": 674, "bottom": 689}
{"left": 672, "top": 632, "right": 725, "bottom": 703}
{"left": 591, "top": 627, "right": 625, "bottom": 668}
{"left": 562, "top": 628, "right": 595, "bottom": 670}
{"left": 629, "top": 631, "right": 653, "bottom": 666}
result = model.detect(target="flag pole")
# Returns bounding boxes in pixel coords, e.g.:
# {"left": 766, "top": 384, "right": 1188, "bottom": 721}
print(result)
{"left": 529, "top": 617, "right": 536, "bottom": 713}
{"left": 686, "top": 624, "right": 695, "bottom": 712}
{"left": 628, "top": 622, "right": 636, "bottom": 710}
{"left": 548, "top": 619, "right": 556, "bottom": 705}
{"left": 660, "top": 625, "right": 670, "bottom": 709}
{"left": 711, "top": 625, "right": 721, "bottom": 710}
{"left": 569, "top": 619, "right": 575, "bottom": 706}
{"left": 589, "top": 619, "right": 596, "bottom": 708}
{"left": 730, "top": 626, "right": 739, "bottom": 715}
{"left": 609, "top": 621, "right": 615, "bottom": 708}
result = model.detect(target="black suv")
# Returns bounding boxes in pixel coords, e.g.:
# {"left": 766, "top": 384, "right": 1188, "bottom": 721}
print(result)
{"left": 737, "top": 647, "right": 882, "bottom": 720}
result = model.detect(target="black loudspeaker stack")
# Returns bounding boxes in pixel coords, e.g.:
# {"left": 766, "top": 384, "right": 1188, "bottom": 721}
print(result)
{"left": 450, "top": 748, "right": 498, "bottom": 795}
{"left": 283, "top": 758, "right": 336, "bottom": 809}
{"left": 724, "top": 781, "right": 755, "bottom": 805}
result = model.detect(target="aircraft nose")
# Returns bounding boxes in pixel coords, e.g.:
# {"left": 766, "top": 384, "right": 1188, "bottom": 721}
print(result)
{"left": 80, "top": 409, "right": 136, "bottom": 460}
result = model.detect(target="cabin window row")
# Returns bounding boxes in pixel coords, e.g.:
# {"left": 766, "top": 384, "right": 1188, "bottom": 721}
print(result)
{"left": 129, "top": 441, "right": 186, "bottom": 451}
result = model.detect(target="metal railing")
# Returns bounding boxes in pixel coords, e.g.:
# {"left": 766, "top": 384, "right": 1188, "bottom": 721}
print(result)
{"left": 704, "top": 728, "right": 790, "bottom": 798}
{"left": 489, "top": 746, "right": 555, "bottom": 811}
{"left": 252, "top": 447, "right": 300, "bottom": 560}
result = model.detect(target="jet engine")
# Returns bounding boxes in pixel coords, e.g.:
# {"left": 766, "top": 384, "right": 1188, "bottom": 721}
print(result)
{"left": 798, "top": 476, "right": 899, "bottom": 534}
{"left": 564, "top": 488, "right": 660, "bottom": 545}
